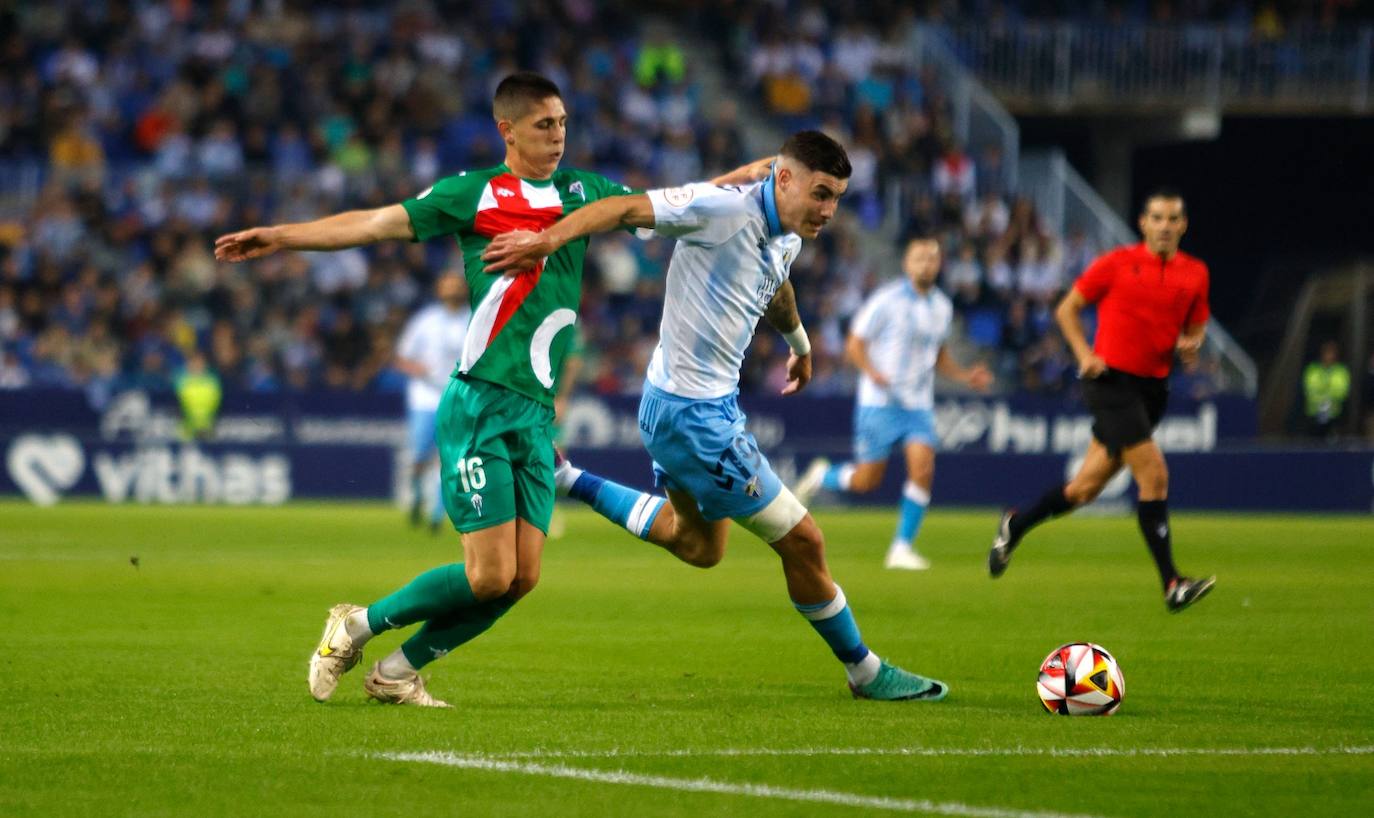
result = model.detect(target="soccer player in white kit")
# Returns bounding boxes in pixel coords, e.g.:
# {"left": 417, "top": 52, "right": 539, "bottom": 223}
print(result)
{"left": 484, "top": 131, "right": 948, "bottom": 701}
{"left": 796, "top": 237, "right": 993, "bottom": 570}
{"left": 394, "top": 272, "right": 471, "bottom": 531}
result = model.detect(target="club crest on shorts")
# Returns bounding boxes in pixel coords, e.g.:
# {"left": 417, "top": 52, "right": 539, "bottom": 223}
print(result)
{"left": 744, "top": 475, "right": 761, "bottom": 498}
{"left": 471, "top": 494, "right": 484, "bottom": 516}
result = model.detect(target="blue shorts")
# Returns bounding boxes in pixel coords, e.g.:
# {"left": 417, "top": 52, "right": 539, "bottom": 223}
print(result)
{"left": 853, "top": 405, "right": 937, "bottom": 464}
{"left": 638, "top": 384, "right": 782, "bottom": 521}
{"left": 408, "top": 408, "right": 439, "bottom": 460}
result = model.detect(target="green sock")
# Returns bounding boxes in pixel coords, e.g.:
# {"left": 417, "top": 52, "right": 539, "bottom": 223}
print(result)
{"left": 400, "top": 595, "right": 517, "bottom": 669}
{"left": 366, "top": 563, "right": 475, "bottom": 634}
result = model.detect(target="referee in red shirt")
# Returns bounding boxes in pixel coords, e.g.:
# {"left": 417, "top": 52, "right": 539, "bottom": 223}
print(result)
{"left": 988, "top": 189, "right": 1215, "bottom": 612}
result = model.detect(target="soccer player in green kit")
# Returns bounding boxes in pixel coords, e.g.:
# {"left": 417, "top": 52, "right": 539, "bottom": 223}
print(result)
{"left": 215, "top": 72, "right": 771, "bottom": 707}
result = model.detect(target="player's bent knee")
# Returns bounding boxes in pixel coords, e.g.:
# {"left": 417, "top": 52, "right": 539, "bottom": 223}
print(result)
{"left": 467, "top": 565, "right": 517, "bottom": 601}
{"left": 676, "top": 539, "right": 724, "bottom": 568}
{"left": 737, "top": 486, "right": 809, "bottom": 544}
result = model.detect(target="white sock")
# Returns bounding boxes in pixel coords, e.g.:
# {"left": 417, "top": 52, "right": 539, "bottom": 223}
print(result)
{"left": 844, "top": 650, "right": 882, "bottom": 687}
{"left": 345, "top": 609, "right": 374, "bottom": 645}
{"left": 378, "top": 648, "right": 417, "bottom": 680}
{"left": 887, "top": 539, "right": 912, "bottom": 554}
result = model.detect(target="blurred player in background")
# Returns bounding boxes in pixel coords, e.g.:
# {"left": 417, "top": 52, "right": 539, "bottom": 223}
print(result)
{"left": 486, "top": 131, "right": 949, "bottom": 702}
{"left": 217, "top": 71, "right": 771, "bottom": 708}
{"left": 987, "top": 189, "right": 1216, "bottom": 612}
{"left": 795, "top": 236, "right": 992, "bottom": 570}
{"left": 395, "top": 272, "right": 470, "bottom": 533}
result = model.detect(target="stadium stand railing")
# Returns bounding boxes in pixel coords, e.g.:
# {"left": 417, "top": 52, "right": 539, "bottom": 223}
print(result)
{"left": 938, "top": 22, "right": 1374, "bottom": 114}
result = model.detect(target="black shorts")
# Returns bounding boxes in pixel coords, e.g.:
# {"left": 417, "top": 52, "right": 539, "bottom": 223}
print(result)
{"left": 1081, "top": 368, "right": 1169, "bottom": 457}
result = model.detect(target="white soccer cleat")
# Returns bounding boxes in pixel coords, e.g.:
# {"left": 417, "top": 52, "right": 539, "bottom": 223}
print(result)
{"left": 794, "top": 457, "right": 831, "bottom": 506}
{"left": 363, "top": 663, "right": 453, "bottom": 709}
{"left": 308, "top": 603, "right": 366, "bottom": 702}
{"left": 884, "top": 546, "right": 931, "bottom": 571}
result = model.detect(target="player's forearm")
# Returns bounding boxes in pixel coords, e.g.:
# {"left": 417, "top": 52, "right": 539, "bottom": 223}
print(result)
{"left": 710, "top": 157, "right": 774, "bottom": 186}
{"left": 763, "top": 281, "right": 801, "bottom": 333}
{"left": 1055, "top": 302, "right": 1095, "bottom": 362}
{"left": 271, "top": 209, "right": 407, "bottom": 251}
{"left": 845, "top": 335, "right": 880, "bottom": 380}
{"left": 393, "top": 357, "right": 428, "bottom": 378}
{"left": 935, "top": 349, "right": 970, "bottom": 383}
{"left": 542, "top": 194, "right": 655, "bottom": 252}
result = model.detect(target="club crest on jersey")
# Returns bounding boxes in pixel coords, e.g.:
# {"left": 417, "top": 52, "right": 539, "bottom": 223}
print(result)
{"left": 663, "top": 186, "right": 694, "bottom": 207}
{"left": 569, "top": 181, "right": 585, "bottom": 201}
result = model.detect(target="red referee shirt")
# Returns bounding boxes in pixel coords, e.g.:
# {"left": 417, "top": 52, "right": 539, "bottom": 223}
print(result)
{"left": 1073, "top": 243, "right": 1210, "bottom": 379}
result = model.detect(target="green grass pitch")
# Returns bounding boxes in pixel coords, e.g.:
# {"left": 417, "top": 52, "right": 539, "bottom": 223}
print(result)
{"left": 2, "top": 501, "right": 1371, "bottom": 817}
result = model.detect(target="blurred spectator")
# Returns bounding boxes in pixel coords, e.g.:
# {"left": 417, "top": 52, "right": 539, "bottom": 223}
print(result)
{"left": 1303, "top": 340, "right": 1349, "bottom": 439}
{"left": 175, "top": 350, "right": 222, "bottom": 440}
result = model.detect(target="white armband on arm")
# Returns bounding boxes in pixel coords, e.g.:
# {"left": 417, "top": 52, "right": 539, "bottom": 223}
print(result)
{"left": 782, "top": 325, "right": 811, "bottom": 356}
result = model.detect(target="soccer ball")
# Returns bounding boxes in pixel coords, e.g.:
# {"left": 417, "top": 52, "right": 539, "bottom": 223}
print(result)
{"left": 1036, "top": 642, "right": 1125, "bottom": 715}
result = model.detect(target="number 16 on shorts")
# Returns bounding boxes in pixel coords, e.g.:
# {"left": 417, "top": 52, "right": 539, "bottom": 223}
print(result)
{"left": 456, "top": 457, "right": 486, "bottom": 493}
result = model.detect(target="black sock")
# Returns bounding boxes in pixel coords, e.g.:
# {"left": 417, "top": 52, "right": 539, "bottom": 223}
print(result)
{"left": 1137, "top": 499, "right": 1179, "bottom": 590}
{"left": 1009, "top": 484, "right": 1075, "bottom": 540}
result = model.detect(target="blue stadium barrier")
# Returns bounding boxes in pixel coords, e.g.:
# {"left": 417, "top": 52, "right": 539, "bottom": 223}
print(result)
{"left": 2, "top": 388, "right": 1369, "bottom": 512}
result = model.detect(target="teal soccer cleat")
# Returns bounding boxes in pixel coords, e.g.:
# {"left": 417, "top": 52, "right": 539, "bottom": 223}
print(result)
{"left": 850, "top": 661, "right": 949, "bottom": 702}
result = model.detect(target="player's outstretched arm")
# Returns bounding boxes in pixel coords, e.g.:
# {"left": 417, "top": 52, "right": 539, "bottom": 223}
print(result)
{"left": 214, "top": 205, "right": 415, "bottom": 262}
{"left": 1055, "top": 288, "right": 1106, "bottom": 378}
{"left": 709, "top": 157, "right": 776, "bottom": 186}
{"left": 764, "top": 281, "right": 813, "bottom": 396}
{"left": 481, "top": 194, "right": 656, "bottom": 273}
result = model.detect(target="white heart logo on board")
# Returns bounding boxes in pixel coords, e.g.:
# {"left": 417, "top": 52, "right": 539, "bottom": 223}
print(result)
{"left": 6, "top": 434, "right": 85, "bottom": 506}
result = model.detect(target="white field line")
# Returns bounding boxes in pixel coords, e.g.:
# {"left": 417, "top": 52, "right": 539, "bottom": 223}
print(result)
{"left": 377, "top": 750, "right": 1107, "bottom": 818}
{"left": 478, "top": 745, "right": 1374, "bottom": 761}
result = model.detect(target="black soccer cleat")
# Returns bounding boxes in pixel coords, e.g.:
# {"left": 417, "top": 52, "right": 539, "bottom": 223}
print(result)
{"left": 1165, "top": 575, "right": 1216, "bottom": 613}
{"left": 988, "top": 509, "right": 1021, "bottom": 578}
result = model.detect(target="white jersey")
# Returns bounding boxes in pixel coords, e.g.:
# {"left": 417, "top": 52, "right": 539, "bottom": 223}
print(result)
{"left": 851, "top": 279, "right": 953, "bottom": 410}
{"left": 641, "top": 180, "right": 803, "bottom": 399}
{"left": 397, "top": 302, "right": 471, "bottom": 411}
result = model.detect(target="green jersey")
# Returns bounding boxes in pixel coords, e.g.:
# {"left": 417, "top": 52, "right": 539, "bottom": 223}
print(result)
{"left": 402, "top": 163, "right": 631, "bottom": 406}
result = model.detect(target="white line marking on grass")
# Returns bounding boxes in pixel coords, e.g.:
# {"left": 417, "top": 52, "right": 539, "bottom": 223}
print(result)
{"left": 378, "top": 751, "right": 1106, "bottom": 818}
{"left": 483, "top": 745, "right": 1374, "bottom": 760}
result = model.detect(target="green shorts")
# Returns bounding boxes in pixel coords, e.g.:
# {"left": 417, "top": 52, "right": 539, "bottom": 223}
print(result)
{"left": 437, "top": 377, "right": 557, "bottom": 535}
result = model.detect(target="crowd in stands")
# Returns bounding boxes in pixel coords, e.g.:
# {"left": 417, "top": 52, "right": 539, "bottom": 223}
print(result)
{"left": 1, "top": 1, "right": 1241, "bottom": 410}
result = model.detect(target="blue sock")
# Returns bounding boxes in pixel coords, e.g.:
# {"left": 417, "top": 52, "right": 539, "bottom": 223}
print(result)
{"left": 821, "top": 463, "right": 854, "bottom": 492}
{"left": 794, "top": 585, "right": 870, "bottom": 665}
{"left": 569, "top": 471, "right": 666, "bottom": 540}
{"left": 895, "top": 481, "right": 929, "bottom": 545}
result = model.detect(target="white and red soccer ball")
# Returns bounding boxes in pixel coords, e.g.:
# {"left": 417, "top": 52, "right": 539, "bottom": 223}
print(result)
{"left": 1037, "top": 642, "right": 1125, "bottom": 715}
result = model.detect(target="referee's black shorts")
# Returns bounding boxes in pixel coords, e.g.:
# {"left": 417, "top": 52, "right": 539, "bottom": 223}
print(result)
{"left": 1081, "top": 368, "right": 1169, "bottom": 458}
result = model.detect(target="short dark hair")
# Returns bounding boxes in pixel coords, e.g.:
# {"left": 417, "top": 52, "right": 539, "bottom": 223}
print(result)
{"left": 1140, "top": 186, "right": 1186, "bottom": 217}
{"left": 493, "top": 72, "right": 563, "bottom": 121}
{"left": 779, "top": 130, "right": 852, "bottom": 179}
